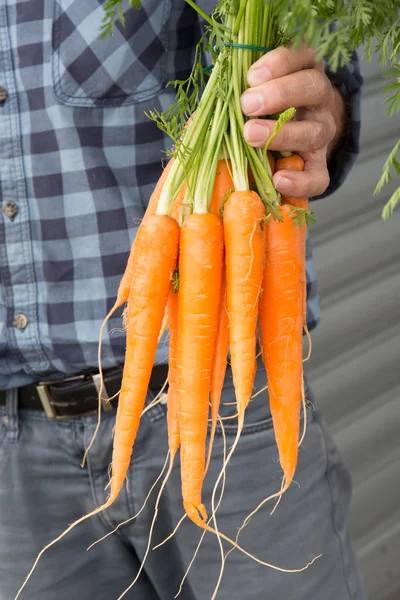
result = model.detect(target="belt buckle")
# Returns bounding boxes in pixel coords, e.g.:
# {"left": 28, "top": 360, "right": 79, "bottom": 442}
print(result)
{"left": 36, "top": 374, "right": 112, "bottom": 420}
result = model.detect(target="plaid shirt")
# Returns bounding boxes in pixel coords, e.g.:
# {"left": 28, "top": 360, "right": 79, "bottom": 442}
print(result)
{"left": 0, "top": 1, "right": 363, "bottom": 389}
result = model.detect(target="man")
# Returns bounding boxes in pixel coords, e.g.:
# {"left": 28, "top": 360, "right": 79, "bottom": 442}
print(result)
{"left": 0, "top": 1, "right": 366, "bottom": 599}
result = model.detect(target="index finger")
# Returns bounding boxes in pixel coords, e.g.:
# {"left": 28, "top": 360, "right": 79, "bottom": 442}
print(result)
{"left": 247, "top": 44, "right": 319, "bottom": 87}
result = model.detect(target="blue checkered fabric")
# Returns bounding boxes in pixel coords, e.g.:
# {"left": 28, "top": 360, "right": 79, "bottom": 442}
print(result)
{"left": 0, "top": 1, "right": 363, "bottom": 388}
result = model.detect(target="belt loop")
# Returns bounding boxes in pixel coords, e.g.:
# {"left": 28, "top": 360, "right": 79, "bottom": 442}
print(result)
{"left": 5, "top": 388, "right": 19, "bottom": 443}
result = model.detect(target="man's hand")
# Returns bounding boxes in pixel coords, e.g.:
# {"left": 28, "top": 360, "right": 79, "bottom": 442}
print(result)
{"left": 240, "top": 45, "right": 346, "bottom": 198}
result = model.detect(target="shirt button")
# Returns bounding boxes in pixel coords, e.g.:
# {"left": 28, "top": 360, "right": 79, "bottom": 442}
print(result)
{"left": 0, "top": 87, "right": 8, "bottom": 104}
{"left": 12, "top": 314, "right": 29, "bottom": 330}
{"left": 2, "top": 202, "right": 19, "bottom": 219}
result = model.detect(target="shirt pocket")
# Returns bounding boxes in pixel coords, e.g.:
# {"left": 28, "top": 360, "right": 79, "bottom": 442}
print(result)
{"left": 52, "top": 0, "right": 171, "bottom": 107}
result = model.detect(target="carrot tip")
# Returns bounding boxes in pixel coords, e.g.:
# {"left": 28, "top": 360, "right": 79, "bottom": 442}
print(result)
{"left": 184, "top": 501, "right": 208, "bottom": 528}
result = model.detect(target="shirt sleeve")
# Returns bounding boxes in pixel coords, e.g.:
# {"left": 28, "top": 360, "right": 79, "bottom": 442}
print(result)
{"left": 311, "top": 50, "right": 364, "bottom": 201}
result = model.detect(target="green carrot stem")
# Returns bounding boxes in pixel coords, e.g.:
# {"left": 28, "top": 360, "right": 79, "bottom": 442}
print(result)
{"left": 157, "top": 56, "right": 224, "bottom": 214}
{"left": 184, "top": 0, "right": 214, "bottom": 28}
{"left": 194, "top": 98, "right": 227, "bottom": 212}
{"left": 233, "top": 0, "right": 248, "bottom": 36}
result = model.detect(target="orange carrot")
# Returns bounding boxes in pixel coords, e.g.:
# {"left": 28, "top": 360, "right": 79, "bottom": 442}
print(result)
{"left": 155, "top": 182, "right": 188, "bottom": 347}
{"left": 223, "top": 191, "right": 266, "bottom": 422}
{"left": 84, "top": 157, "right": 178, "bottom": 471}
{"left": 110, "top": 214, "right": 179, "bottom": 504}
{"left": 210, "top": 160, "right": 233, "bottom": 215}
{"left": 275, "top": 153, "right": 303, "bottom": 175}
{"left": 166, "top": 287, "right": 180, "bottom": 459}
{"left": 275, "top": 155, "right": 307, "bottom": 210}
{"left": 163, "top": 180, "right": 189, "bottom": 459}
{"left": 155, "top": 182, "right": 188, "bottom": 345}
{"left": 275, "top": 155, "right": 308, "bottom": 324}
{"left": 86, "top": 161, "right": 178, "bottom": 468}
{"left": 259, "top": 202, "right": 304, "bottom": 488}
{"left": 177, "top": 212, "right": 224, "bottom": 526}
{"left": 115, "top": 116, "right": 193, "bottom": 309}
{"left": 205, "top": 271, "right": 229, "bottom": 474}
{"left": 115, "top": 157, "right": 176, "bottom": 308}
{"left": 204, "top": 160, "right": 233, "bottom": 472}
{"left": 195, "top": 191, "right": 266, "bottom": 539}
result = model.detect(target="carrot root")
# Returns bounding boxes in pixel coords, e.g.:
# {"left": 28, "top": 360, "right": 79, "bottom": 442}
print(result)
{"left": 153, "top": 514, "right": 187, "bottom": 551}
{"left": 87, "top": 452, "right": 170, "bottom": 552}
{"left": 206, "top": 271, "right": 229, "bottom": 475}
{"left": 81, "top": 302, "right": 122, "bottom": 468}
{"left": 180, "top": 511, "right": 321, "bottom": 573}
{"left": 15, "top": 496, "right": 115, "bottom": 600}
{"left": 116, "top": 457, "right": 175, "bottom": 600}
{"left": 176, "top": 414, "right": 228, "bottom": 599}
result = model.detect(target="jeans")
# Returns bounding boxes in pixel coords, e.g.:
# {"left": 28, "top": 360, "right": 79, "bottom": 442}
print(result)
{"left": 0, "top": 366, "right": 367, "bottom": 600}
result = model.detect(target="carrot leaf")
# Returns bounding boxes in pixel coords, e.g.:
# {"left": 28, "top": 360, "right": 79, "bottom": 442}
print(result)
{"left": 382, "top": 188, "right": 400, "bottom": 221}
{"left": 262, "top": 107, "right": 296, "bottom": 161}
{"left": 100, "top": 0, "right": 144, "bottom": 39}
{"left": 100, "top": 0, "right": 400, "bottom": 218}
{"left": 382, "top": 66, "right": 400, "bottom": 118}
{"left": 268, "top": 205, "right": 284, "bottom": 223}
{"left": 289, "top": 207, "right": 316, "bottom": 227}
{"left": 374, "top": 140, "right": 400, "bottom": 219}
{"left": 219, "top": 187, "right": 235, "bottom": 217}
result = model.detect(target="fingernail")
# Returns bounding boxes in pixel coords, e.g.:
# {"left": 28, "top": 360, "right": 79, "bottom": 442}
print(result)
{"left": 275, "top": 176, "right": 293, "bottom": 193}
{"left": 245, "top": 122, "right": 269, "bottom": 144}
{"left": 240, "top": 92, "right": 263, "bottom": 115}
{"left": 247, "top": 66, "right": 271, "bottom": 87}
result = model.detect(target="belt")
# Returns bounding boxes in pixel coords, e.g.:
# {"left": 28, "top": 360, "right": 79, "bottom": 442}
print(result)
{"left": 0, "top": 365, "right": 169, "bottom": 420}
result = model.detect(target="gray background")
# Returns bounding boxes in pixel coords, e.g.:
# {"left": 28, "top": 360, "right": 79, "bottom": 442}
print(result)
{"left": 308, "top": 49, "right": 400, "bottom": 600}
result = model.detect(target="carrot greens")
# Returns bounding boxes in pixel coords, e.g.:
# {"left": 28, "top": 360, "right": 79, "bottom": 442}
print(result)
{"left": 103, "top": 0, "right": 400, "bottom": 218}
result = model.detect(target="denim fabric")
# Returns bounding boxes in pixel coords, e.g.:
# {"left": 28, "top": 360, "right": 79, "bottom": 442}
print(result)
{"left": 0, "top": 368, "right": 367, "bottom": 600}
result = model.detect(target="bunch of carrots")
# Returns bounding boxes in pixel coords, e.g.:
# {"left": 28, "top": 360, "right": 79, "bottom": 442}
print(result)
{"left": 108, "top": 154, "right": 309, "bottom": 524}
{"left": 99, "top": 0, "right": 315, "bottom": 531}
{"left": 99, "top": 148, "right": 309, "bottom": 527}
{"left": 16, "top": 1, "right": 318, "bottom": 597}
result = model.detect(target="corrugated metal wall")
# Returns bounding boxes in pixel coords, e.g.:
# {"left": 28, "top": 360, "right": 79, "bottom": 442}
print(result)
{"left": 307, "top": 51, "right": 400, "bottom": 600}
